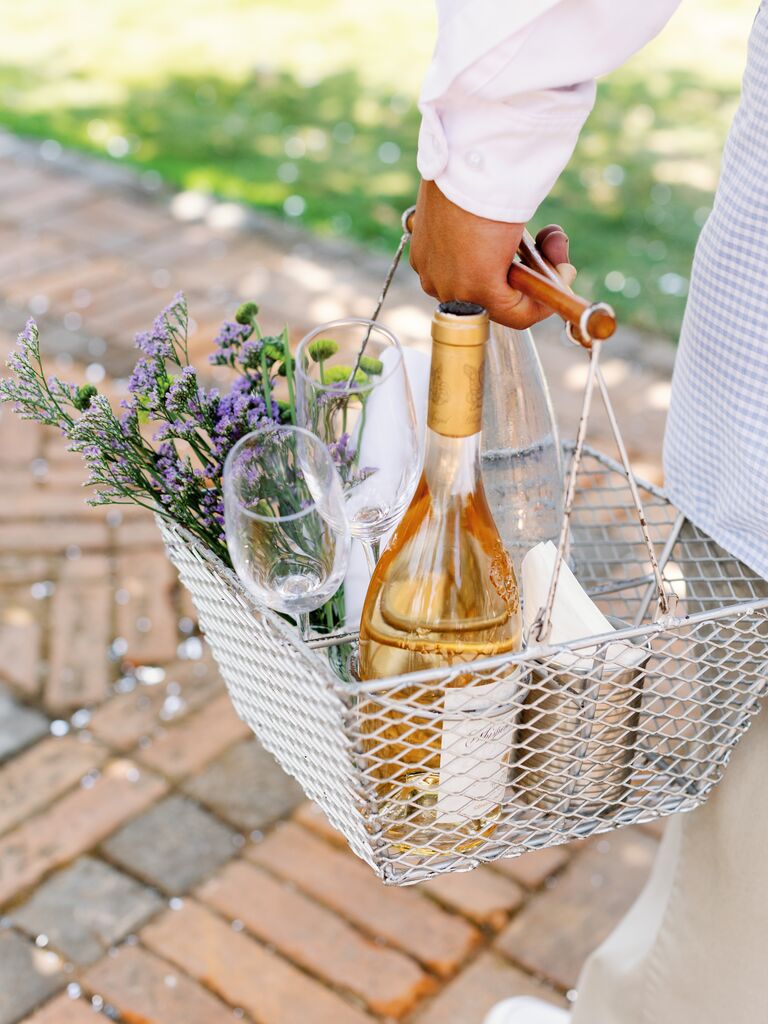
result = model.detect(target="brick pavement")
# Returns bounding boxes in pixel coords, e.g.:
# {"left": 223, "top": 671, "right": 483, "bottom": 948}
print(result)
{"left": 0, "top": 133, "right": 672, "bottom": 1023}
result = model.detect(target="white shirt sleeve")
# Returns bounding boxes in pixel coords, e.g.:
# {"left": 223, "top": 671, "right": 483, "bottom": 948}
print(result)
{"left": 418, "top": 0, "right": 682, "bottom": 222}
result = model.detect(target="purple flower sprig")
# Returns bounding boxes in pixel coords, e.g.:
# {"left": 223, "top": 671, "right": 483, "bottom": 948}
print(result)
{"left": 0, "top": 294, "right": 299, "bottom": 566}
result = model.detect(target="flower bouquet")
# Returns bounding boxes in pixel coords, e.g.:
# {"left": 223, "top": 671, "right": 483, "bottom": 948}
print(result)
{"left": 0, "top": 294, "right": 383, "bottom": 632}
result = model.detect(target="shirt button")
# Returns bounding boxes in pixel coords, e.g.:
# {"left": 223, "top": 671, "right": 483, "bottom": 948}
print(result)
{"left": 465, "top": 149, "right": 484, "bottom": 170}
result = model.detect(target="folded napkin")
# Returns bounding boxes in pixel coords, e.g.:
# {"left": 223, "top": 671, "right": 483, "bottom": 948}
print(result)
{"left": 344, "top": 345, "right": 431, "bottom": 627}
{"left": 522, "top": 541, "right": 646, "bottom": 672}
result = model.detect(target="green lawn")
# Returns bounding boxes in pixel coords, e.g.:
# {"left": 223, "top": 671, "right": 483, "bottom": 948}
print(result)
{"left": 0, "top": 0, "right": 756, "bottom": 336}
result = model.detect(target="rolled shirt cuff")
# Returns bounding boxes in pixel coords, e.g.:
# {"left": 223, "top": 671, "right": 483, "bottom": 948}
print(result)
{"left": 417, "top": 82, "right": 596, "bottom": 223}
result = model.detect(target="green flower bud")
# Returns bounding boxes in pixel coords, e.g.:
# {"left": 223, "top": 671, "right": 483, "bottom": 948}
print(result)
{"left": 262, "top": 342, "right": 284, "bottom": 363}
{"left": 307, "top": 338, "right": 339, "bottom": 362}
{"left": 72, "top": 383, "right": 98, "bottom": 411}
{"left": 359, "top": 355, "right": 384, "bottom": 376}
{"left": 235, "top": 300, "right": 259, "bottom": 325}
{"left": 277, "top": 355, "right": 295, "bottom": 377}
{"left": 324, "top": 365, "right": 368, "bottom": 385}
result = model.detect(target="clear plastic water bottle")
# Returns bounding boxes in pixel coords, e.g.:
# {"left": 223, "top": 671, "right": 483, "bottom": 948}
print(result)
{"left": 482, "top": 322, "right": 564, "bottom": 580}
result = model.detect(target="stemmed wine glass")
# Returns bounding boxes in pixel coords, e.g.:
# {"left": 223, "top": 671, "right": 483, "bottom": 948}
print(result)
{"left": 223, "top": 425, "right": 350, "bottom": 638}
{"left": 296, "top": 317, "right": 420, "bottom": 573}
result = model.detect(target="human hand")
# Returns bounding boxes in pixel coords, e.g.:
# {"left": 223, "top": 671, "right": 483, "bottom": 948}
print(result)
{"left": 409, "top": 179, "right": 576, "bottom": 328}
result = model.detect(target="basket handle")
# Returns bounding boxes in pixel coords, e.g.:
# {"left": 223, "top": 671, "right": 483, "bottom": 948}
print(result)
{"left": 521, "top": 242, "right": 672, "bottom": 638}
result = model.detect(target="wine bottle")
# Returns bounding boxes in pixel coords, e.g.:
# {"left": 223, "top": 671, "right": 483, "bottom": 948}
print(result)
{"left": 482, "top": 322, "right": 564, "bottom": 581}
{"left": 358, "top": 302, "right": 522, "bottom": 855}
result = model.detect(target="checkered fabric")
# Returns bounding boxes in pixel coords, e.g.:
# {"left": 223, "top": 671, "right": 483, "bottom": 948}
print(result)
{"left": 664, "top": 3, "right": 768, "bottom": 580}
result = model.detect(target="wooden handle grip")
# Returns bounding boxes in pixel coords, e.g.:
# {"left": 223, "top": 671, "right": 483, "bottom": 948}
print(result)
{"left": 404, "top": 210, "right": 616, "bottom": 345}
{"left": 507, "top": 264, "right": 615, "bottom": 343}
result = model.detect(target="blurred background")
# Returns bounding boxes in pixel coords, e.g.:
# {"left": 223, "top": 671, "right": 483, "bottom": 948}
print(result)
{"left": 0, "top": 0, "right": 755, "bottom": 338}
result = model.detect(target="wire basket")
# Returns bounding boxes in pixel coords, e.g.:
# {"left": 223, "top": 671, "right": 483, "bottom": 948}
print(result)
{"left": 159, "top": 441, "right": 768, "bottom": 885}
{"left": 158, "top": 216, "right": 768, "bottom": 883}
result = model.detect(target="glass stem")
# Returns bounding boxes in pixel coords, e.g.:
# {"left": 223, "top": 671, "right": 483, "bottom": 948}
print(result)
{"left": 363, "top": 538, "right": 381, "bottom": 576}
{"left": 297, "top": 611, "right": 311, "bottom": 641}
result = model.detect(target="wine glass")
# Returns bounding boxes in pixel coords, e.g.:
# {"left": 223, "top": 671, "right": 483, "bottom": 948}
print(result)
{"left": 223, "top": 425, "right": 350, "bottom": 638}
{"left": 295, "top": 318, "right": 420, "bottom": 573}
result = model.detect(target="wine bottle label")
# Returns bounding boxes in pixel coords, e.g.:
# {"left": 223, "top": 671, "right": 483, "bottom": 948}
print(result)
{"left": 427, "top": 339, "right": 486, "bottom": 438}
{"left": 434, "top": 670, "right": 525, "bottom": 824}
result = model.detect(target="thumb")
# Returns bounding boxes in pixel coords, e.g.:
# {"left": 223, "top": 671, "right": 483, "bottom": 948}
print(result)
{"left": 556, "top": 263, "right": 577, "bottom": 289}
{"left": 486, "top": 285, "right": 553, "bottom": 330}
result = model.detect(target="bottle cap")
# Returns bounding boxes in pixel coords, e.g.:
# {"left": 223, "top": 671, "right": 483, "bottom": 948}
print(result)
{"left": 431, "top": 302, "right": 489, "bottom": 347}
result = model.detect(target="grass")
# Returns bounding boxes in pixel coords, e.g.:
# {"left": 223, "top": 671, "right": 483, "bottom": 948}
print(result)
{"left": 0, "top": 0, "right": 756, "bottom": 337}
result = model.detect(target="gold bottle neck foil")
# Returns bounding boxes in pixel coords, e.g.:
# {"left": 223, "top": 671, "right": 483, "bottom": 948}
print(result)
{"left": 427, "top": 303, "right": 489, "bottom": 438}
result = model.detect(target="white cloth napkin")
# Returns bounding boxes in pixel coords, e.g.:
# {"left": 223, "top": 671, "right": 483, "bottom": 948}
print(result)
{"left": 522, "top": 541, "right": 646, "bottom": 672}
{"left": 344, "top": 346, "right": 431, "bottom": 627}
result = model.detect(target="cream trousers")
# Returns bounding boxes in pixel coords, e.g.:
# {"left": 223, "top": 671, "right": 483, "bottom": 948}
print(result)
{"left": 572, "top": 538, "right": 768, "bottom": 1024}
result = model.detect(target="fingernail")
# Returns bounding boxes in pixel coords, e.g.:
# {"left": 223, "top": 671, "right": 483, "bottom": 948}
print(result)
{"left": 556, "top": 262, "right": 577, "bottom": 287}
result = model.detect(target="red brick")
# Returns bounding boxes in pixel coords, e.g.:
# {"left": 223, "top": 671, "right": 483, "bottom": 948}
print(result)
{"left": 115, "top": 551, "right": 179, "bottom": 664}
{"left": 492, "top": 844, "right": 571, "bottom": 890}
{"left": 0, "top": 734, "right": 108, "bottom": 836}
{"left": 138, "top": 693, "right": 250, "bottom": 779}
{"left": 113, "top": 513, "right": 165, "bottom": 551}
{"left": 198, "top": 859, "right": 434, "bottom": 1017}
{"left": 43, "top": 195, "right": 169, "bottom": 250}
{"left": 86, "top": 286, "right": 176, "bottom": 340}
{"left": 495, "top": 829, "right": 656, "bottom": 990}
{"left": 142, "top": 899, "right": 374, "bottom": 1024}
{"left": 0, "top": 235, "right": 71, "bottom": 283}
{"left": 0, "top": 593, "right": 42, "bottom": 696}
{"left": 292, "top": 800, "right": 347, "bottom": 846}
{"left": 90, "top": 659, "right": 220, "bottom": 751}
{"left": 83, "top": 945, "right": 233, "bottom": 1024}
{"left": 0, "top": 485, "right": 107, "bottom": 521}
{"left": 0, "top": 406, "right": 42, "bottom": 464}
{"left": 0, "top": 521, "right": 110, "bottom": 554}
{"left": 0, "top": 554, "right": 52, "bottom": 586}
{"left": 0, "top": 759, "right": 166, "bottom": 905}
{"left": 21, "top": 994, "right": 99, "bottom": 1024}
{"left": 421, "top": 866, "right": 525, "bottom": 930}
{"left": 46, "top": 555, "right": 112, "bottom": 711}
{"left": 245, "top": 822, "right": 480, "bottom": 977}
{"left": 2, "top": 176, "right": 93, "bottom": 225}
{"left": 2, "top": 255, "right": 126, "bottom": 308}
{"left": 413, "top": 952, "right": 565, "bottom": 1024}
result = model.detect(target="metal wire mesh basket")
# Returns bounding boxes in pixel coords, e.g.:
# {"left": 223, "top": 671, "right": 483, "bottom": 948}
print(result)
{"left": 158, "top": 216, "right": 768, "bottom": 884}
{"left": 159, "top": 438, "right": 768, "bottom": 884}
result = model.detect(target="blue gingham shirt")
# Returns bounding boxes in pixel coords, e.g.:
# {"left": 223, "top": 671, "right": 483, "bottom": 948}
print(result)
{"left": 664, "top": 4, "right": 768, "bottom": 580}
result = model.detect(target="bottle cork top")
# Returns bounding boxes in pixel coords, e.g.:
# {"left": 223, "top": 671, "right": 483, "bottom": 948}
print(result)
{"left": 432, "top": 302, "right": 489, "bottom": 347}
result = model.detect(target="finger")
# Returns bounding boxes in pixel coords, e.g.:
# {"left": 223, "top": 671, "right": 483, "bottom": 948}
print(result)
{"left": 536, "top": 224, "right": 570, "bottom": 268}
{"left": 556, "top": 262, "right": 577, "bottom": 289}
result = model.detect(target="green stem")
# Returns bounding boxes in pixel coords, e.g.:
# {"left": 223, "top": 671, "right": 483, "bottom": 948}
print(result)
{"left": 32, "top": 349, "right": 75, "bottom": 429}
{"left": 354, "top": 396, "right": 367, "bottom": 467}
{"left": 260, "top": 346, "right": 273, "bottom": 414}
{"left": 282, "top": 328, "right": 296, "bottom": 425}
